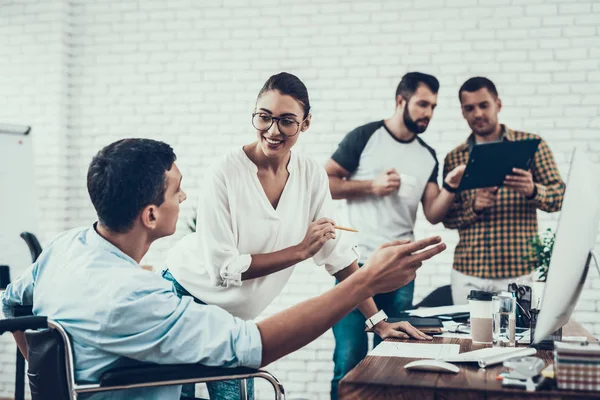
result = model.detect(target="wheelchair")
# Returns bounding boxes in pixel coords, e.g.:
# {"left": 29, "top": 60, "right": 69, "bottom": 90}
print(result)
{"left": 0, "top": 312, "right": 285, "bottom": 400}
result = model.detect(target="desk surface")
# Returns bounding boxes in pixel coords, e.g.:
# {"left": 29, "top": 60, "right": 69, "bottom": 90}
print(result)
{"left": 339, "top": 321, "right": 599, "bottom": 400}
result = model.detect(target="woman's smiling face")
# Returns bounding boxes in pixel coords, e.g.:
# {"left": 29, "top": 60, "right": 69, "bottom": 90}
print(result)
{"left": 254, "top": 90, "right": 310, "bottom": 159}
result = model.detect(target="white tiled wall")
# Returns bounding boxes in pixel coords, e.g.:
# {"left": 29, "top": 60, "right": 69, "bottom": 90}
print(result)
{"left": 1, "top": 1, "right": 599, "bottom": 398}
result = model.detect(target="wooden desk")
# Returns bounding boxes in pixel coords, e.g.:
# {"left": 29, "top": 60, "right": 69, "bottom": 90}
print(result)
{"left": 339, "top": 321, "right": 599, "bottom": 400}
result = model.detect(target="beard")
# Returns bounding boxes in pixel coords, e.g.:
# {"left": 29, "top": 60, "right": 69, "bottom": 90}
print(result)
{"left": 403, "top": 106, "right": 430, "bottom": 134}
{"left": 471, "top": 118, "right": 496, "bottom": 137}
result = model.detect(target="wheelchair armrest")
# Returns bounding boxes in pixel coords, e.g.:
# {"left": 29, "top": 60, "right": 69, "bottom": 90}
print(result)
{"left": 14, "top": 305, "right": 34, "bottom": 317}
{"left": 0, "top": 316, "right": 48, "bottom": 335}
{"left": 100, "top": 363, "right": 259, "bottom": 387}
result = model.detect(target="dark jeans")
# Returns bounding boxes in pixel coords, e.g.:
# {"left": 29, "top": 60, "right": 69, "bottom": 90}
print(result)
{"left": 162, "top": 270, "right": 255, "bottom": 400}
{"left": 330, "top": 277, "right": 414, "bottom": 400}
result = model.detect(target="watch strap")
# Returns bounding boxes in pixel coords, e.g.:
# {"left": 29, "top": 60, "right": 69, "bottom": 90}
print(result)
{"left": 365, "top": 310, "right": 388, "bottom": 329}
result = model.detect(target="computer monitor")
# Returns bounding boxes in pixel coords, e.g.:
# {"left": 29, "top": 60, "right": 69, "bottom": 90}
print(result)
{"left": 533, "top": 148, "right": 600, "bottom": 343}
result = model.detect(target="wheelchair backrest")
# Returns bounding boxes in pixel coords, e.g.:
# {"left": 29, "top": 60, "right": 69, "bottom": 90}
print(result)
{"left": 26, "top": 328, "right": 71, "bottom": 400}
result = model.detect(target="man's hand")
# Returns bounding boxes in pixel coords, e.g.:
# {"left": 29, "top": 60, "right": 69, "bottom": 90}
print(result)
{"left": 444, "top": 165, "right": 466, "bottom": 189}
{"left": 257, "top": 237, "right": 445, "bottom": 367}
{"left": 473, "top": 187, "right": 498, "bottom": 213}
{"left": 371, "top": 320, "right": 432, "bottom": 341}
{"left": 504, "top": 168, "right": 535, "bottom": 197}
{"left": 372, "top": 168, "right": 401, "bottom": 197}
{"left": 362, "top": 236, "right": 446, "bottom": 296}
{"left": 297, "top": 218, "right": 336, "bottom": 259}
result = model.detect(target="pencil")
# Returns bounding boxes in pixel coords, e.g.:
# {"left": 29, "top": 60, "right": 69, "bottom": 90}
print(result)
{"left": 335, "top": 225, "right": 359, "bottom": 233}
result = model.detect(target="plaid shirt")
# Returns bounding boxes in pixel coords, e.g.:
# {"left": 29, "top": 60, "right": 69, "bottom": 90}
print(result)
{"left": 442, "top": 126, "right": 565, "bottom": 279}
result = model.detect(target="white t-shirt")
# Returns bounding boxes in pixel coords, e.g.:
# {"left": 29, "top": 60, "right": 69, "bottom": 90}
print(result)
{"left": 167, "top": 148, "right": 357, "bottom": 320}
{"left": 331, "top": 120, "right": 438, "bottom": 264}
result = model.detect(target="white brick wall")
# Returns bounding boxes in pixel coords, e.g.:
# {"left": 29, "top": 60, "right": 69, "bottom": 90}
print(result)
{"left": 1, "top": 0, "right": 599, "bottom": 399}
{"left": 0, "top": 0, "right": 69, "bottom": 397}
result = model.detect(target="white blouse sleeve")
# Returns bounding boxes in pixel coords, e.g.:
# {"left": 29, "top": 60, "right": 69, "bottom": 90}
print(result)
{"left": 199, "top": 168, "right": 252, "bottom": 287}
{"left": 310, "top": 168, "right": 358, "bottom": 275}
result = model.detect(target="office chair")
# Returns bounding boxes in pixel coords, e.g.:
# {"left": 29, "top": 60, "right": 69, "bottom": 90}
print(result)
{"left": 20, "top": 232, "right": 43, "bottom": 265}
{"left": 413, "top": 285, "right": 453, "bottom": 309}
{"left": 9, "top": 232, "right": 45, "bottom": 400}
{"left": 0, "top": 313, "right": 285, "bottom": 400}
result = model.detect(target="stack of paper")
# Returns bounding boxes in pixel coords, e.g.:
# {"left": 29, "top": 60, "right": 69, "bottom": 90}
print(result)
{"left": 555, "top": 342, "right": 600, "bottom": 392}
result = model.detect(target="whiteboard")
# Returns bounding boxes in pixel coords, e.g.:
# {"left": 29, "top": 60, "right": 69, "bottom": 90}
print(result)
{"left": 0, "top": 129, "right": 38, "bottom": 278}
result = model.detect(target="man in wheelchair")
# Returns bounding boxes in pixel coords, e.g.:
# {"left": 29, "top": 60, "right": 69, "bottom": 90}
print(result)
{"left": 1, "top": 138, "right": 446, "bottom": 399}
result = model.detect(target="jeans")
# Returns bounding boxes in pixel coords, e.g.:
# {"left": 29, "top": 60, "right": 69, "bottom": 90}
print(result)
{"left": 162, "top": 270, "right": 255, "bottom": 400}
{"left": 330, "top": 278, "right": 414, "bottom": 400}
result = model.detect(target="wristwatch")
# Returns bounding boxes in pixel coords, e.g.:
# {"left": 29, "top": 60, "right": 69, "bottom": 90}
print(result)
{"left": 365, "top": 310, "right": 388, "bottom": 329}
{"left": 443, "top": 181, "right": 458, "bottom": 193}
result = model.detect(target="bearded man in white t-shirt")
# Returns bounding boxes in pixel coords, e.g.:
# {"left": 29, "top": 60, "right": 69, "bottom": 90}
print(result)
{"left": 325, "top": 72, "right": 466, "bottom": 400}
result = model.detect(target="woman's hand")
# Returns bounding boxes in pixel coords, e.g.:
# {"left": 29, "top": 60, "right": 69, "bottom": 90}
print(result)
{"left": 372, "top": 320, "right": 432, "bottom": 341}
{"left": 298, "top": 218, "right": 336, "bottom": 259}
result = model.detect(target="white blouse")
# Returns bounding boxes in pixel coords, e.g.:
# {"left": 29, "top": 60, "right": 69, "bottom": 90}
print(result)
{"left": 166, "top": 148, "right": 357, "bottom": 320}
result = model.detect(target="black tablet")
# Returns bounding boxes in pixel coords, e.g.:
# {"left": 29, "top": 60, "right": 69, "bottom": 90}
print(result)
{"left": 457, "top": 139, "right": 541, "bottom": 191}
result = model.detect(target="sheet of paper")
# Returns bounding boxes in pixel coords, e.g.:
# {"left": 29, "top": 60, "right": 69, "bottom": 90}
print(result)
{"left": 516, "top": 329, "right": 531, "bottom": 344}
{"left": 444, "top": 347, "right": 520, "bottom": 361}
{"left": 437, "top": 321, "right": 471, "bottom": 339}
{"left": 437, "top": 332, "right": 470, "bottom": 339}
{"left": 369, "top": 342, "right": 460, "bottom": 359}
{"left": 444, "top": 347, "right": 537, "bottom": 368}
{"left": 408, "top": 304, "right": 470, "bottom": 318}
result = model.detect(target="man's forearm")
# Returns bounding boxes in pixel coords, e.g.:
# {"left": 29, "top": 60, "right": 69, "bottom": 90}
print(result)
{"left": 257, "top": 269, "right": 372, "bottom": 367}
{"left": 442, "top": 195, "right": 481, "bottom": 230}
{"left": 328, "top": 176, "right": 373, "bottom": 200}
{"left": 334, "top": 261, "right": 378, "bottom": 318}
{"left": 424, "top": 189, "right": 456, "bottom": 225}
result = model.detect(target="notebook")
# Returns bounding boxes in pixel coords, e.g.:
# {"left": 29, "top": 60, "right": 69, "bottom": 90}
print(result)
{"left": 387, "top": 317, "right": 444, "bottom": 335}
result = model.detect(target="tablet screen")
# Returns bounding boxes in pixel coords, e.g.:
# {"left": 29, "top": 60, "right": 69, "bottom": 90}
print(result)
{"left": 458, "top": 139, "right": 541, "bottom": 191}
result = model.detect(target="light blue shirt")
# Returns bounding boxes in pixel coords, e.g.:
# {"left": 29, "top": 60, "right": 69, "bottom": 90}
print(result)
{"left": 1, "top": 226, "right": 263, "bottom": 400}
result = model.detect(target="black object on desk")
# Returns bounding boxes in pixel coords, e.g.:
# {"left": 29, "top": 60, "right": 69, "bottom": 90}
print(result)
{"left": 388, "top": 317, "right": 443, "bottom": 328}
{"left": 437, "top": 312, "right": 470, "bottom": 323}
{"left": 508, "top": 283, "right": 532, "bottom": 328}
{"left": 529, "top": 309, "right": 562, "bottom": 350}
{"left": 458, "top": 139, "right": 541, "bottom": 191}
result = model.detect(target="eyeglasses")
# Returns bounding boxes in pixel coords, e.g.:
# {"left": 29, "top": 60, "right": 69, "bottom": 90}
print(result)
{"left": 252, "top": 112, "right": 303, "bottom": 137}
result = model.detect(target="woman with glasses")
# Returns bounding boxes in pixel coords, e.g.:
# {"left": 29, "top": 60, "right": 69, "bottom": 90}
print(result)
{"left": 164, "top": 72, "right": 430, "bottom": 400}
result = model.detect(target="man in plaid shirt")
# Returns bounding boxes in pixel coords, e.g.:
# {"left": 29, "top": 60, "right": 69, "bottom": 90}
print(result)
{"left": 443, "top": 77, "right": 565, "bottom": 304}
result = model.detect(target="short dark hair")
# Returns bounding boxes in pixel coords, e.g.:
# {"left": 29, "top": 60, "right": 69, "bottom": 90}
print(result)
{"left": 395, "top": 72, "right": 440, "bottom": 101}
{"left": 87, "top": 138, "right": 176, "bottom": 233}
{"left": 458, "top": 77, "right": 498, "bottom": 102}
{"left": 257, "top": 72, "right": 311, "bottom": 119}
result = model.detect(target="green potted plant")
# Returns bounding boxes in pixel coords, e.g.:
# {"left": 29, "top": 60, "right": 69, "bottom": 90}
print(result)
{"left": 523, "top": 228, "right": 555, "bottom": 308}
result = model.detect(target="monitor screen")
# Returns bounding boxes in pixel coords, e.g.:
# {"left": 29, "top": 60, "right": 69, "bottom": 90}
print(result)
{"left": 533, "top": 148, "right": 600, "bottom": 343}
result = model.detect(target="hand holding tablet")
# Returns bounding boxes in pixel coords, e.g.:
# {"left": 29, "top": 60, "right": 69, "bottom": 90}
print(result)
{"left": 457, "top": 139, "right": 540, "bottom": 191}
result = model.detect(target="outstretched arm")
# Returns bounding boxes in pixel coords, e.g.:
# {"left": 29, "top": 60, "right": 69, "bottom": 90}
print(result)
{"left": 257, "top": 236, "right": 446, "bottom": 366}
